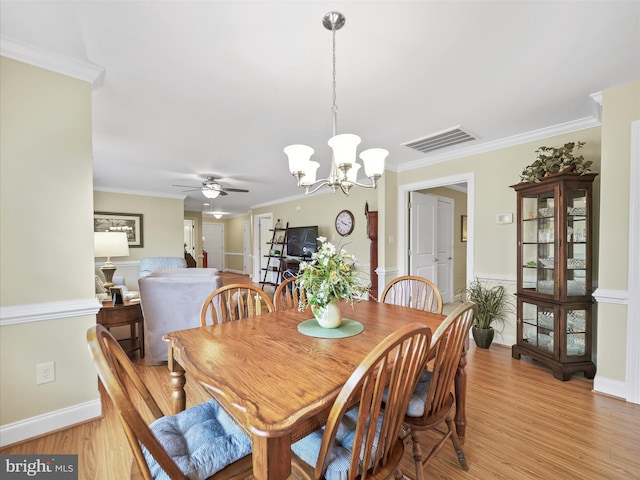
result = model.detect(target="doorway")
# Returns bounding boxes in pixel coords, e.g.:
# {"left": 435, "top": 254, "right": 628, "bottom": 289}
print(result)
{"left": 252, "top": 214, "right": 273, "bottom": 282}
{"left": 398, "top": 173, "right": 475, "bottom": 298}
{"left": 409, "top": 192, "right": 454, "bottom": 303}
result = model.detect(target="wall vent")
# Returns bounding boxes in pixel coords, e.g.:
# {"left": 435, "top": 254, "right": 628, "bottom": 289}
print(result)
{"left": 403, "top": 126, "right": 476, "bottom": 154}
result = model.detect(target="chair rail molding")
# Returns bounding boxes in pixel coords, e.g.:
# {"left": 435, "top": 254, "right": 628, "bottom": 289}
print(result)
{"left": 0, "top": 298, "right": 101, "bottom": 326}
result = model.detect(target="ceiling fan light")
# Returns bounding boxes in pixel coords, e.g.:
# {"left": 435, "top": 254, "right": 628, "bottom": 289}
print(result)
{"left": 213, "top": 213, "right": 223, "bottom": 219}
{"left": 359, "top": 148, "right": 388, "bottom": 178}
{"left": 202, "top": 188, "right": 221, "bottom": 199}
{"left": 328, "top": 133, "right": 361, "bottom": 169}
{"left": 284, "top": 144, "right": 314, "bottom": 174}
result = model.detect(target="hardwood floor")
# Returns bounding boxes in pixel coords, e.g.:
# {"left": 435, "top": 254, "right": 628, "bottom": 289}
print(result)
{"left": 3, "top": 279, "right": 639, "bottom": 479}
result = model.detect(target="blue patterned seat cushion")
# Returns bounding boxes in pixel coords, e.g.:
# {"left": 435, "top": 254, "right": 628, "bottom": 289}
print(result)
{"left": 404, "top": 369, "right": 433, "bottom": 417}
{"left": 143, "top": 399, "right": 251, "bottom": 480}
{"left": 381, "top": 370, "right": 433, "bottom": 418}
{"left": 292, "top": 407, "right": 383, "bottom": 480}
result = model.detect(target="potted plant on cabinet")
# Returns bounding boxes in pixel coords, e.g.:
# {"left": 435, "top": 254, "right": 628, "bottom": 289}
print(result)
{"left": 461, "top": 278, "right": 512, "bottom": 349}
{"left": 519, "top": 141, "right": 592, "bottom": 183}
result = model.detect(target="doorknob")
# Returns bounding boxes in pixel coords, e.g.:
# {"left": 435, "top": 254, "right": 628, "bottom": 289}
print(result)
{"left": 435, "top": 258, "right": 439, "bottom": 262}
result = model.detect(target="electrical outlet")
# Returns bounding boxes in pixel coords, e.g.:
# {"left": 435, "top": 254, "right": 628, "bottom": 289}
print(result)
{"left": 36, "top": 361, "right": 55, "bottom": 385}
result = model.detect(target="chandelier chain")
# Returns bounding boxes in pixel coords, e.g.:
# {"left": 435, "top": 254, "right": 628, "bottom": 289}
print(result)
{"left": 331, "top": 25, "right": 338, "bottom": 136}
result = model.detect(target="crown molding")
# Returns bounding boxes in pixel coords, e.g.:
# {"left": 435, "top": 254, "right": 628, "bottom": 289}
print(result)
{"left": 398, "top": 115, "right": 601, "bottom": 172}
{"left": 93, "top": 186, "right": 186, "bottom": 200}
{"left": 0, "top": 35, "right": 104, "bottom": 89}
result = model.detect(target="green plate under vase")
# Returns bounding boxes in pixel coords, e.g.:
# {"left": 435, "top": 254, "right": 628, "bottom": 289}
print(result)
{"left": 297, "top": 318, "right": 364, "bottom": 338}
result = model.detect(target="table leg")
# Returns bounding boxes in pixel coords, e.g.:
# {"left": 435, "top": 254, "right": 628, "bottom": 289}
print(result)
{"left": 167, "top": 345, "right": 186, "bottom": 414}
{"left": 454, "top": 336, "right": 468, "bottom": 443}
{"left": 252, "top": 436, "right": 291, "bottom": 480}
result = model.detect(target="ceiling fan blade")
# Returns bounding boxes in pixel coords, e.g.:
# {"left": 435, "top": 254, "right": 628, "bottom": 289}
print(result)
{"left": 172, "top": 183, "right": 201, "bottom": 189}
{"left": 219, "top": 190, "right": 228, "bottom": 196}
{"left": 222, "top": 188, "right": 249, "bottom": 193}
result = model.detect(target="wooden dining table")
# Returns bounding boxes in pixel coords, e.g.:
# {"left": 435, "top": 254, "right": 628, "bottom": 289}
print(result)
{"left": 164, "top": 300, "right": 469, "bottom": 480}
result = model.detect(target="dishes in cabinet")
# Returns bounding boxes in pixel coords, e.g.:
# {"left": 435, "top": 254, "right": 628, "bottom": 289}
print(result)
{"left": 537, "top": 311, "right": 554, "bottom": 330}
{"left": 567, "top": 207, "right": 586, "bottom": 215}
{"left": 538, "top": 207, "right": 554, "bottom": 217}
{"left": 567, "top": 258, "right": 586, "bottom": 269}
{"left": 567, "top": 310, "right": 586, "bottom": 332}
{"left": 539, "top": 257, "right": 554, "bottom": 268}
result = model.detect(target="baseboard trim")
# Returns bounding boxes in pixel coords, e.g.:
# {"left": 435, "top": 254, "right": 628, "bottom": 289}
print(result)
{"left": 0, "top": 399, "right": 102, "bottom": 448}
{"left": 593, "top": 376, "right": 626, "bottom": 401}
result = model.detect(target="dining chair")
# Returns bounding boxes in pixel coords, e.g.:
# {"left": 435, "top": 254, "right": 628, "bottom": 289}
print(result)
{"left": 291, "top": 323, "right": 433, "bottom": 480}
{"left": 380, "top": 275, "right": 443, "bottom": 314}
{"left": 86, "top": 324, "right": 253, "bottom": 480}
{"left": 200, "top": 283, "right": 275, "bottom": 326}
{"left": 273, "top": 275, "right": 306, "bottom": 311}
{"left": 403, "top": 301, "right": 477, "bottom": 480}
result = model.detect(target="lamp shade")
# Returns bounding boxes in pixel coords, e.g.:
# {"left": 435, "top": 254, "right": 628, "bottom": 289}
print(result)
{"left": 328, "top": 134, "right": 361, "bottom": 169}
{"left": 284, "top": 144, "right": 315, "bottom": 174}
{"left": 94, "top": 232, "right": 130, "bottom": 260}
{"left": 300, "top": 161, "right": 321, "bottom": 186}
{"left": 359, "top": 148, "right": 388, "bottom": 178}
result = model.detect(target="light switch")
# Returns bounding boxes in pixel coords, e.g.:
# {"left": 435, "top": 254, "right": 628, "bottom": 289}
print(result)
{"left": 497, "top": 213, "right": 513, "bottom": 224}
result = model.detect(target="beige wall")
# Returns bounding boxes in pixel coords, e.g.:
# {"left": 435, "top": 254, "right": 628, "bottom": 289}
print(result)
{"left": 94, "top": 191, "right": 185, "bottom": 288}
{"left": 396, "top": 128, "right": 602, "bottom": 344}
{"left": 224, "top": 215, "right": 250, "bottom": 273}
{"left": 0, "top": 57, "right": 97, "bottom": 426}
{"left": 596, "top": 81, "right": 640, "bottom": 383}
{"left": 252, "top": 187, "right": 378, "bottom": 281}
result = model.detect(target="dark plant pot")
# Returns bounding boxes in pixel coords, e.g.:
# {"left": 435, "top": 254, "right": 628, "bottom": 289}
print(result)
{"left": 472, "top": 326, "right": 494, "bottom": 349}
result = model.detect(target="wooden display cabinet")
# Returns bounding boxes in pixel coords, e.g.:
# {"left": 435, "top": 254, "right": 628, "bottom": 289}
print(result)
{"left": 511, "top": 172, "right": 597, "bottom": 381}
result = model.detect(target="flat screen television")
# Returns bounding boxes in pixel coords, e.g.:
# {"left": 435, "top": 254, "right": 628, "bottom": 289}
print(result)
{"left": 286, "top": 225, "right": 319, "bottom": 258}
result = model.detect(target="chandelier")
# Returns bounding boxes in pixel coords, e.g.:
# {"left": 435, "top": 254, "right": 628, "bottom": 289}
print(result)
{"left": 284, "top": 12, "right": 388, "bottom": 195}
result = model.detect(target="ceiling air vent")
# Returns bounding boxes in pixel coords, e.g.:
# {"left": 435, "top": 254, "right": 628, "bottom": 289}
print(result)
{"left": 403, "top": 126, "right": 476, "bottom": 154}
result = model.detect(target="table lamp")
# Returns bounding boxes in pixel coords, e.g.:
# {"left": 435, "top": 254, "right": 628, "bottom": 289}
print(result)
{"left": 94, "top": 232, "right": 130, "bottom": 288}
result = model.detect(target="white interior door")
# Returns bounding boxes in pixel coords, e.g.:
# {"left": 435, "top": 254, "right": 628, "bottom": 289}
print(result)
{"left": 409, "top": 192, "right": 454, "bottom": 303}
{"left": 183, "top": 220, "right": 195, "bottom": 257}
{"left": 203, "top": 223, "right": 224, "bottom": 271}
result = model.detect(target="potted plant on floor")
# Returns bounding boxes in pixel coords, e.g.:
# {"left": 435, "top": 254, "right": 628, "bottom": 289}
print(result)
{"left": 461, "top": 278, "right": 512, "bottom": 349}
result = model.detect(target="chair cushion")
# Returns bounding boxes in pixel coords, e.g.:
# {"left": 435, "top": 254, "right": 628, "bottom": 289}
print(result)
{"left": 405, "top": 370, "right": 433, "bottom": 417}
{"left": 291, "top": 407, "right": 383, "bottom": 480}
{"left": 143, "top": 399, "right": 251, "bottom": 480}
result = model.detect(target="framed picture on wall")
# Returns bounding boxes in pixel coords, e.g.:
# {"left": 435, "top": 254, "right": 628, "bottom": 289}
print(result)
{"left": 94, "top": 212, "right": 144, "bottom": 248}
{"left": 461, "top": 215, "right": 468, "bottom": 242}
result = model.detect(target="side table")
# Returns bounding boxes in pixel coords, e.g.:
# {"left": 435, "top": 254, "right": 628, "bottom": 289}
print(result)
{"left": 96, "top": 300, "right": 144, "bottom": 359}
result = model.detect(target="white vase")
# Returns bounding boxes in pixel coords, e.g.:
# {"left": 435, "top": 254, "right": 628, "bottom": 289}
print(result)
{"left": 312, "top": 300, "right": 343, "bottom": 328}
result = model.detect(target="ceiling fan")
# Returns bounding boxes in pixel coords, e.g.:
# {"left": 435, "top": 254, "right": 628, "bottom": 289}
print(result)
{"left": 172, "top": 176, "right": 249, "bottom": 199}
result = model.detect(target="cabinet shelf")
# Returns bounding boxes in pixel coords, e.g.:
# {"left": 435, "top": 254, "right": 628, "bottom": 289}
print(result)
{"left": 511, "top": 172, "right": 597, "bottom": 381}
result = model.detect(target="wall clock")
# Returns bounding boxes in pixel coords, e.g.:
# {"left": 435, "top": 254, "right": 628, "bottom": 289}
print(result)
{"left": 335, "top": 209, "right": 355, "bottom": 236}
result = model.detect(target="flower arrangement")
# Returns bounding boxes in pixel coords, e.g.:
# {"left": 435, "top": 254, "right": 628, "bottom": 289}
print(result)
{"left": 296, "top": 237, "right": 369, "bottom": 310}
{"left": 519, "top": 141, "right": 592, "bottom": 183}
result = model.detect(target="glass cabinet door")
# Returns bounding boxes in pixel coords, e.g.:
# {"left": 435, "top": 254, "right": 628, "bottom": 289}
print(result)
{"left": 566, "top": 188, "right": 588, "bottom": 297}
{"left": 520, "top": 300, "right": 554, "bottom": 355}
{"left": 565, "top": 307, "right": 587, "bottom": 358}
{"left": 520, "top": 192, "right": 555, "bottom": 295}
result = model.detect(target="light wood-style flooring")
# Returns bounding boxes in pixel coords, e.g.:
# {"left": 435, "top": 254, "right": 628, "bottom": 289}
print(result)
{"left": 2, "top": 272, "right": 639, "bottom": 479}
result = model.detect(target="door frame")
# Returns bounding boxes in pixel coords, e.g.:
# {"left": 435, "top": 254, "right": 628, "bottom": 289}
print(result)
{"left": 398, "top": 172, "right": 475, "bottom": 287}
{"left": 252, "top": 213, "right": 273, "bottom": 282}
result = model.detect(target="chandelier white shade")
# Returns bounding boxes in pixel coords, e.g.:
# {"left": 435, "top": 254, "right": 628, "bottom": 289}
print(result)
{"left": 285, "top": 12, "right": 388, "bottom": 195}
